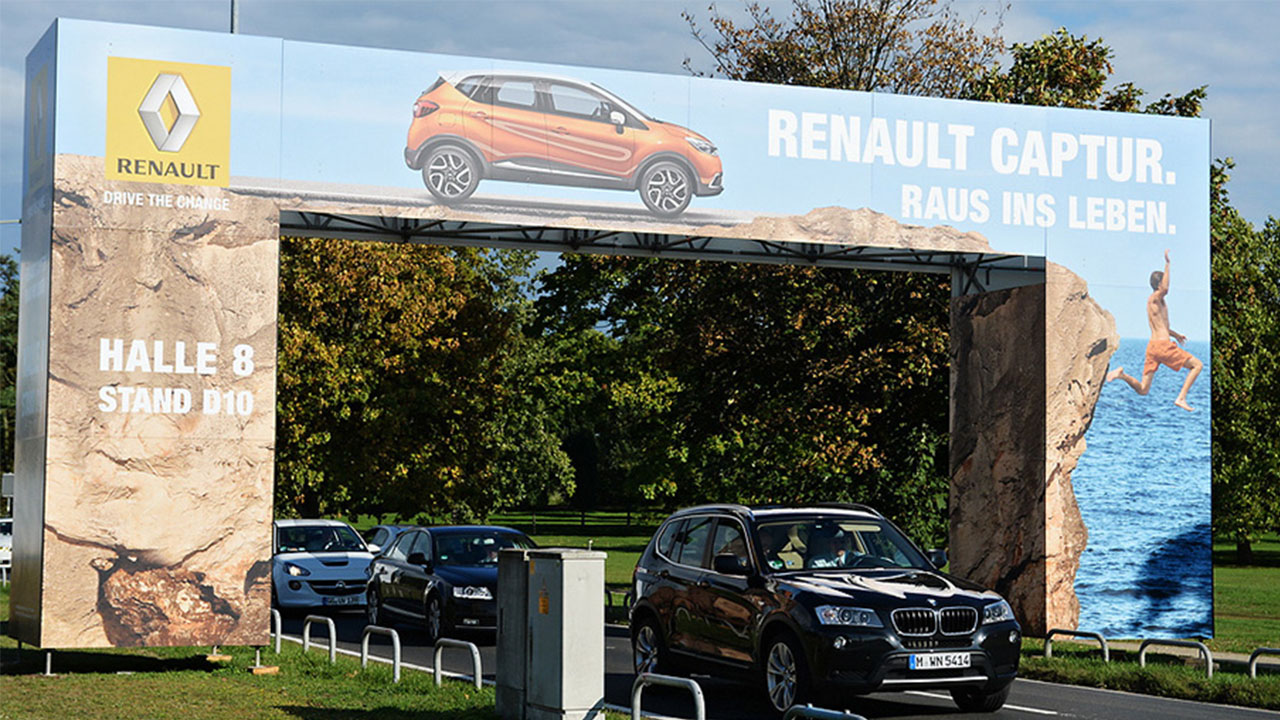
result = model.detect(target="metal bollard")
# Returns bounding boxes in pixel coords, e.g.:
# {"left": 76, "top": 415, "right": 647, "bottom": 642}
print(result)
{"left": 631, "top": 672, "right": 705, "bottom": 720}
{"left": 302, "top": 615, "right": 338, "bottom": 664}
{"left": 1045, "top": 628, "right": 1110, "bottom": 662}
{"left": 270, "top": 608, "right": 282, "bottom": 654}
{"left": 1138, "top": 638, "right": 1214, "bottom": 679}
{"left": 783, "top": 705, "right": 869, "bottom": 720}
{"left": 433, "top": 638, "right": 483, "bottom": 690}
{"left": 361, "top": 625, "right": 402, "bottom": 683}
{"left": 1249, "top": 647, "right": 1280, "bottom": 679}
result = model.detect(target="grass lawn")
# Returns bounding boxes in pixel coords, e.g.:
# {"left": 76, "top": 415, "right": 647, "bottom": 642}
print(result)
{"left": 1211, "top": 532, "right": 1280, "bottom": 654}
{"left": 1, "top": 589, "right": 496, "bottom": 720}
{"left": 1018, "top": 638, "right": 1280, "bottom": 710}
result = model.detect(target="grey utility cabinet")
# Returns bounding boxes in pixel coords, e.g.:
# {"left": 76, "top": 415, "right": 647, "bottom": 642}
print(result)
{"left": 496, "top": 548, "right": 607, "bottom": 720}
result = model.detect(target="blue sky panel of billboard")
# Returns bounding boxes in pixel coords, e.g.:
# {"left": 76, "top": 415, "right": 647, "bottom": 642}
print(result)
{"left": 866, "top": 92, "right": 1053, "bottom": 260}
{"left": 54, "top": 20, "right": 284, "bottom": 182}
{"left": 692, "top": 77, "right": 875, "bottom": 219}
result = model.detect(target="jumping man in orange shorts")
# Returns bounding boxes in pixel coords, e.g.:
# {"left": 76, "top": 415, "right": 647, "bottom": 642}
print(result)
{"left": 1106, "top": 249, "right": 1203, "bottom": 411}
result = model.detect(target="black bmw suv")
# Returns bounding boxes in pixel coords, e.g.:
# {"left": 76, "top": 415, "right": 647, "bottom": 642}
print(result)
{"left": 629, "top": 504, "right": 1021, "bottom": 714}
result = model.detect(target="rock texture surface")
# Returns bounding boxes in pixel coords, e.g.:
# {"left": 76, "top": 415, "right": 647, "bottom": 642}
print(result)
{"left": 38, "top": 154, "right": 276, "bottom": 647}
{"left": 949, "top": 263, "right": 1117, "bottom": 635}
{"left": 950, "top": 283, "right": 1047, "bottom": 632}
{"left": 1044, "top": 261, "right": 1118, "bottom": 632}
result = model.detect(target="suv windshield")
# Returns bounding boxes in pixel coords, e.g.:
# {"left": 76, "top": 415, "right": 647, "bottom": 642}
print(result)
{"left": 276, "top": 525, "right": 366, "bottom": 553}
{"left": 433, "top": 531, "right": 533, "bottom": 567}
{"left": 755, "top": 516, "right": 931, "bottom": 572}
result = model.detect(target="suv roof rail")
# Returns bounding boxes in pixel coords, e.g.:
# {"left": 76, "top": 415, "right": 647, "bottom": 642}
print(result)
{"left": 677, "top": 503, "right": 754, "bottom": 516}
{"left": 809, "top": 501, "right": 883, "bottom": 516}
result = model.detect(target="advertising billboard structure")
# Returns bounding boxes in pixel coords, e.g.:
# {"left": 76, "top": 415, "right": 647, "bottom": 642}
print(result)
{"left": 13, "top": 19, "right": 1209, "bottom": 647}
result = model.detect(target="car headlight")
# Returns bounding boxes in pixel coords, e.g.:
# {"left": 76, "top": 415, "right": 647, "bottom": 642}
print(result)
{"left": 983, "top": 599, "right": 1014, "bottom": 625}
{"left": 453, "top": 586, "right": 493, "bottom": 600}
{"left": 685, "top": 136, "right": 717, "bottom": 155}
{"left": 815, "top": 605, "right": 883, "bottom": 628}
{"left": 284, "top": 562, "right": 311, "bottom": 577}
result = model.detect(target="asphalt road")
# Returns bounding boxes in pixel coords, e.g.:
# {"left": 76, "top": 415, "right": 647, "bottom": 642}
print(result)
{"left": 279, "top": 611, "right": 1278, "bottom": 720}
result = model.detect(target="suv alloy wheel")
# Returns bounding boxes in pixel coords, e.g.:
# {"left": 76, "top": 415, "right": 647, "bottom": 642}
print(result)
{"left": 423, "top": 144, "right": 480, "bottom": 203}
{"left": 639, "top": 160, "right": 692, "bottom": 217}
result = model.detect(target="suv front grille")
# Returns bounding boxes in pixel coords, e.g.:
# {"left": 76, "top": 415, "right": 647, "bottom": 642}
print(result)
{"left": 939, "top": 606, "right": 978, "bottom": 635}
{"left": 891, "top": 606, "right": 977, "bottom": 637}
{"left": 900, "top": 636, "right": 973, "bottom": 650}
{"left": 892, "top": 608, "right": 937, "bottom": 636}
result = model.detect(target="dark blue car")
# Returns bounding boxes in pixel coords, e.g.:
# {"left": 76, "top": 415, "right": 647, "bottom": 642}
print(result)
{"left": 366, "top": 525, "right": 535, "bottom": 640}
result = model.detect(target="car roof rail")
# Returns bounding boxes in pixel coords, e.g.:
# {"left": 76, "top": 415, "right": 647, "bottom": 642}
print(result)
{"left": 810, "top": 501, "right": 883, "bottom": 516}
{"left": 676, "top": 503, "right": 754, "bottom": 517}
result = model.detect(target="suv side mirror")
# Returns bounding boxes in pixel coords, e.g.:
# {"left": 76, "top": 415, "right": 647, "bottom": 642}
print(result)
{"left": 609, "top": 110, "right": 626, "bottom": 134}
{"left": 367, "top": 543, "right": 381, "bottom": 554}
{"left": 713, "top": 553, "right": 751, "bottom": 576}
{"left": 407, "top": 552, "right": 431, "bottom": 569}
{"left": 926, "top": 549, "right": 948, "bottom": 569}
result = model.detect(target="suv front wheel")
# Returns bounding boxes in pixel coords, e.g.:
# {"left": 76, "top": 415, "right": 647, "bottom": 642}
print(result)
{"left": 762, "top": 633, "right": 810, "bottom": 713}
{"left": 631, "top": 615, "right": 669, "bottom": 675}
{"left": 639, "top": 160, "right": 692, "bottom": 217}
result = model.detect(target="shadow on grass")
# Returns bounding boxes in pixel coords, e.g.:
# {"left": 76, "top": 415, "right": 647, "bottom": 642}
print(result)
{"left": 276, "top": 707, "right": 495, "bottom": 720}
{"left": 0, "top": 644, "right": 218, "bottom": 675}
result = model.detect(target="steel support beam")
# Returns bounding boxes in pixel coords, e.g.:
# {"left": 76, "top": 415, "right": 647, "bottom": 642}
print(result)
{"left": 279, "top": 211, "right": 1045, "bottom": 293}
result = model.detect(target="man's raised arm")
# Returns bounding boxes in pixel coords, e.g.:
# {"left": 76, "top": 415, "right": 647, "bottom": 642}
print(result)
{"left": 1156, "top": 249, "right": 1171, "bottom": 298}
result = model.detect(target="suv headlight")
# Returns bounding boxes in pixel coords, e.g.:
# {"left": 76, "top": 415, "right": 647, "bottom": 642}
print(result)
{"left": 983, "top": 599, "right": 1014, "bottom": 625}
{"left": 453, "top": 586, "right": 493, "bottom": 600}
{"left": 685, "top": 136, "right": 717, "bottom": 155}
{"left": 283, "top": 562, "right": 311, "bottom": 577}
{"left": 815, "top": 605, "right": 883, "bottom": 628}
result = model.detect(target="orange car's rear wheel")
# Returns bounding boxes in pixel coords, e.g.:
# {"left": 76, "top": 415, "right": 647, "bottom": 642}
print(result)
{"left": 423, "top": 144, "right": 480, "bottom": 203}
{"left": 639, "top": 160, "right": 692, "bottom": 217}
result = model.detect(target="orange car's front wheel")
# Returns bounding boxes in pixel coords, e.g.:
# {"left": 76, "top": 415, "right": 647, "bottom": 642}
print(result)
{"left": 423, "top": 144, "right": 480, "bottom": 204}
{"left": 639, "top": 160, "right": 692, "bottom": 218}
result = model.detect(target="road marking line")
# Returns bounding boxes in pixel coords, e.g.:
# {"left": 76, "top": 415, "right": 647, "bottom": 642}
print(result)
{"left": 905, "top": 690, "right": 1058, "bottom": 715}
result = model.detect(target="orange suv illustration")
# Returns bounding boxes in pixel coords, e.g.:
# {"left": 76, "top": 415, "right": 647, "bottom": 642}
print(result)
{"left": 405, "top": 71, "right": 724, "bottom": 217}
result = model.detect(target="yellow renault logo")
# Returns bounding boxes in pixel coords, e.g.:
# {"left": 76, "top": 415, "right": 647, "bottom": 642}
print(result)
{"left": 107, "top": 57, "right": 230, "bottom": 186}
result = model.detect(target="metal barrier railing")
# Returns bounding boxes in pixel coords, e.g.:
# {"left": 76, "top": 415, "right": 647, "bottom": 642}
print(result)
{"left": 270, "top": 608, "right": 282, "bottom": 654}
{"left": 1249, "top": 647, "right": 1280, "bottom": 679}
{"left": 784, "top": 704, "right": 869, "bottom": 720}
{"left": 1138, "top": 638, "right": 1213, "bottom": 679}
{"left": 302, "top": 614, "right": 337, "bottom": 664}
{"left": 361, "top": 625, "right": 402, "bottom": 683}
{"left": 1045, "top": 628, "right": 1110, "bottom": 662}
{"left": 631, "top": 672, "right": 705, "bottom": 720}
{"left": 434, "top": 638, "right": 482, "bottom": 690}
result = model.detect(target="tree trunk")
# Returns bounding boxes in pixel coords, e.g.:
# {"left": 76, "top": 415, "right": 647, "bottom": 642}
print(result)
{"left": 1236, "top": 538, "right": 1254, "bottom": 565}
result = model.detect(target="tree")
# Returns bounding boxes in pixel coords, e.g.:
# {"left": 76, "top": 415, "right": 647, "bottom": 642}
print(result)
{"left": 276, "top": 238, "right": 572, "bottom": 521}
{"left": 684, "top": 0, "right": 1005, "bottom": 98}
{"left": 0, "top": 254, "right": 16, "bottom": 474}
{"left": 1209, "top": 160, "right": 1280, "bottom": 562}
{"left": 969, "top": 27, "right": 1205, "bottom": 116}
{"left": 537, "top": 254, "right": 952, "bottom": 545}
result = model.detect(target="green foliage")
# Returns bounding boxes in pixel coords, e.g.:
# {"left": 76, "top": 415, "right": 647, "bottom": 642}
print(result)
{"left": 275, "top": 238, "right": 572, "bottom": 521}
{"left": 536, "top": 256, "right": 952, "bottom": 546}
{"left": 969, "top": 27, "right": 1206, "bottom": 117}
{"left": 0, "top": 253, "right": 16, "bottom": 474}
{"left": 1210, "top": 161, "right": 1280, "bottom": 555}
{"left": 684, "top": 0, "right": 1005, "bottom": 97}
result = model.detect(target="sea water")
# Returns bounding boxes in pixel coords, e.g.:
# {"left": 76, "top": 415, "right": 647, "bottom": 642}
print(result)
{"left": 1072, "top": 337, "right": 1213, "bottom": 638}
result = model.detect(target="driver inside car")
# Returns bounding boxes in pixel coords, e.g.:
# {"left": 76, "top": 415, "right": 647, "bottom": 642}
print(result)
{"left": 807, "top": 527, "right": 850, "bottom": 568}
